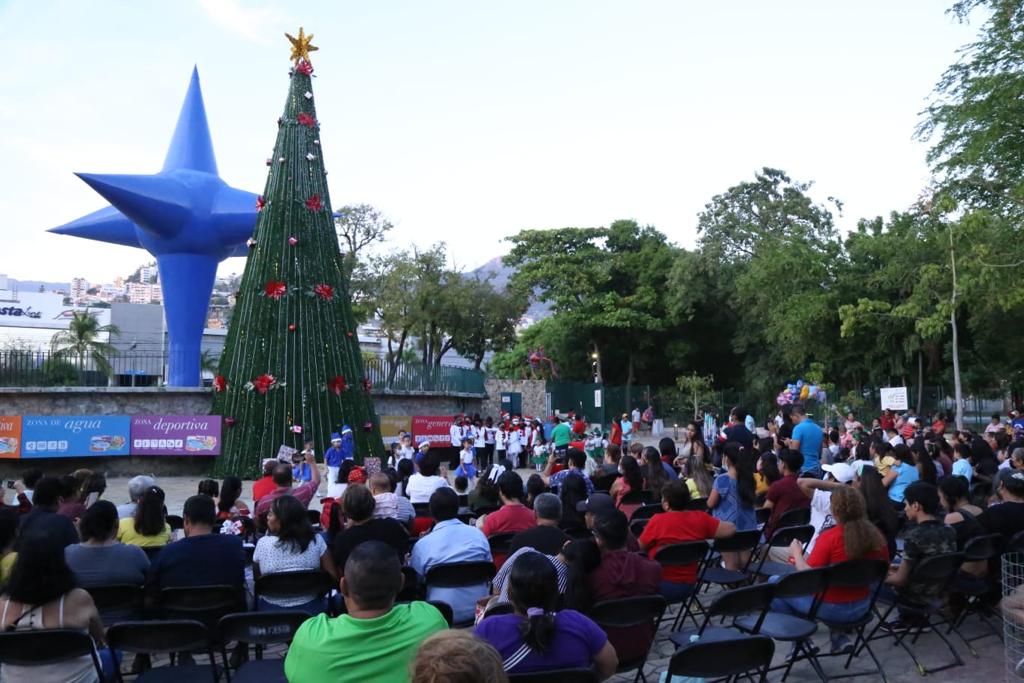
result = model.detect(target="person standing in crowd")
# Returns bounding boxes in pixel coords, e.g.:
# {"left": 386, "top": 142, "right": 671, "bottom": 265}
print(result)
{"left": 620, "top": 414, "right": 634, "bottom": 445}
{"left": 483, "top": 417, "right": 497, "bottom": 469}
{"left": 285, "top": 541, "right": 448, "bottom": 683}
{"left": 550, "top": 415, "right": 573, "bottom": 459}
{"left": 507, "top": 418, "right": 524, "bottom": 469}
{"left": 456, "top": 436, "right": 478, "bottom": 484}
{"left": 631, "top": 407, "right": 642, "bottom": 436}
{"left": 411, "top": 488, "right": 492, "bottom": 624}
{"left": 788, "top": 405, "right": 824, "bottom": 476}
{"left": 723, "top": 407, "right": 755, "bottom": 450}
{"left": 325, "top": 428, "right": 354, "bottom": 486}
{"left": 449, "top": 415, "right": 466, "bottom": 469}
{"left": 472, "top": 418, "right": 487, "bottom": 469}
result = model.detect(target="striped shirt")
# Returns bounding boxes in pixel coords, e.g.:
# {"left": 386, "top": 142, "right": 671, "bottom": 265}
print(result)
{"left": 492, "top": 547, "right": 569, "bottom": 602}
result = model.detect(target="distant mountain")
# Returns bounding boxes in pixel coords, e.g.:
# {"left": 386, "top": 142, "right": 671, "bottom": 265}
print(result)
{"left": 470, "top": 256, "right": 551, "bottom": 324}
{"left": 8, "top": 279, "right": 70, "bottom": 294}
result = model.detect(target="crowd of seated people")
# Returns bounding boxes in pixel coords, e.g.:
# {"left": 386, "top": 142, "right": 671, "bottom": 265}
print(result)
{"left": 0, "top": 406, "right": 1023, "bottom": 682}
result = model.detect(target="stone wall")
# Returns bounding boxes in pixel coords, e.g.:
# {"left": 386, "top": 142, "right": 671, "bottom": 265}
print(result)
{"left": 481, "top": 379, "right": 548, "bottom": 418}
{"left": 0, "top": 387, "right": 483, "bottom": 478}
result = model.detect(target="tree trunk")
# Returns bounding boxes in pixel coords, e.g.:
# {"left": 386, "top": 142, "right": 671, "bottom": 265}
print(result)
{"left": 949, "top": 224, "right": 964, "bottom": 431}
{"left": 916, "top": 349, "right": 924, "bottom": 415}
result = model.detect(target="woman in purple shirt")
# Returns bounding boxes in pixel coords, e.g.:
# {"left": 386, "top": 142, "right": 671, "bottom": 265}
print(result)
{"left": 474, "top": 552, "right": 618, "bottom": 680}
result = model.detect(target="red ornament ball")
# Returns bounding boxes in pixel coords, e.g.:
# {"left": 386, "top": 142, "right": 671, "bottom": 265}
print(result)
{"left": 288, "top": 323, "right": 297, "bottom": 331}
{"left": 225, "top": 417, "right": 236, "bottom": 427}
{"left": 288, "top": 236, "right": 298, "bottom": 246}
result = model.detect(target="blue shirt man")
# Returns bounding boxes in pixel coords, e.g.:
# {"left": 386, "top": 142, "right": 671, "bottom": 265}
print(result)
{"left": 410, "top": 489, "right": 492, "bottom": 624}
{"left": 789, "top": 406, "right": 824, "bottom": 474}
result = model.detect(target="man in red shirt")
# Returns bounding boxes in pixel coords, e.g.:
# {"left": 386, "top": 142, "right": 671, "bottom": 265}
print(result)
{"left": 587, "top": 510, "right": 661, "bottom": 665}
{"left": 639, "top": 479, "right": 735, "bottom": 601}
{"left": 251, "top": 458, "right": 278, "bottom": 503}
{"left": 481, "top": 471, "right": 536, "bottom": 537}
{"left": 254, "top": 451, "right": 321, "bottom": 531}
{"left": 762, "top": 449, "right": 810, "bottom": 547}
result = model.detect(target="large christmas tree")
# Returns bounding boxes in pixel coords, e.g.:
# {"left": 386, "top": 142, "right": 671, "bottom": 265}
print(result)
{"left": 212, "top": 29, "right": 384, "bottom": 476}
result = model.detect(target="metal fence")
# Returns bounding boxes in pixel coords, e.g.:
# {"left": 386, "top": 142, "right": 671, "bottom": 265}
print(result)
{"left": 0, "top": 349, "right": 487, "bottom": 396}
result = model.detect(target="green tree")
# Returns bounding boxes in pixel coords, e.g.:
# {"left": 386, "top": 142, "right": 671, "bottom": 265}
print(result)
{"left": 50, "top": 310, "right": 121, "bottom": 379}
{"left": 334, "top": 203, "right": 393, "bottom": 288}
{"left": 213, "top": 51, "right": 384, "bottom": 476}
{"left": 674, "top": 372, "right": 715, "bottom": 420}
{"left": 448, "top": 277, "right": 526, "bottom": 371}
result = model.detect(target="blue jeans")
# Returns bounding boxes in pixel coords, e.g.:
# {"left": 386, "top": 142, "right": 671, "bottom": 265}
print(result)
{"left": 658, "top": 581, "right": 694, "bottom": 603}
{"left": 768, "top": 575, "right": 869, "bottom": 645}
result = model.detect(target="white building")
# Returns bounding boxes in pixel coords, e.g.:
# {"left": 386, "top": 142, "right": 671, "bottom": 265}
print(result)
{"left": 70, "top": 277, "right": 89, "bottom": 302}
{"left": 0, "top": 274, "right": 112, "bottom": 349}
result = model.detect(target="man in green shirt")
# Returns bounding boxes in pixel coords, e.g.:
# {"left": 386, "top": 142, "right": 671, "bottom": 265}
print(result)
{"left": 284, "top": 541, "right": 447, "bottom": 683}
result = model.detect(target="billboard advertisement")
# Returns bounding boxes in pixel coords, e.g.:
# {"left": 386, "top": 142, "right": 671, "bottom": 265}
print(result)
{"left": 130, "top": 415, "right": 221, "bottom": 456}
{"left": 21, "top": 415, "right": 131, "bottom": 458}
{"left": 0, "top": 416, "right": 21, "bottom": 459}
{"left": 379, "top": 415, "right": 413, "bottom": 444}
{"left": 411, "top": 415, "right": 454, "bottom": 447}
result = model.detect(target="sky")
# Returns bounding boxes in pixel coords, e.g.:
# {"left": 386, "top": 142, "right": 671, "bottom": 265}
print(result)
{"left": 0, "top": 0, "right": 984, "bottom": 283}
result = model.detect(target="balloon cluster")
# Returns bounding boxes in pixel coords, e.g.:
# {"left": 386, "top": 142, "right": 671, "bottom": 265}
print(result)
{"left": 776, "top": 379, "right": 827, "bottom": 406}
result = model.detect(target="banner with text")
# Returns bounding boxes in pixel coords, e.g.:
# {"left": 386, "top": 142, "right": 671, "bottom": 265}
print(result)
{"left": 411, "top": 415, "right": 454, "bottom": 447}
{"left": 0, "top": 416, "right": 21, "bottom": 459}
{"left": 131, "top": 415, "right": 221, "bottom": 456}
{"left": 22, "top": 415, "right": 131, "bottom": 458}
{"left": 380, "top": 415, "right": 413, "bottom": 444}
{"left": 880, "top": 387, "right": 909, "bottom": 411}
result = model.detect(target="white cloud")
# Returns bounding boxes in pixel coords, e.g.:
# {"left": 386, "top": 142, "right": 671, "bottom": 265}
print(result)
{"left": 196, "top": 0, "right": 287, "bottom": 44}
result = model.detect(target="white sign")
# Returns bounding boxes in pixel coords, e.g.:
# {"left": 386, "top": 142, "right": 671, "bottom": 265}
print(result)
{"left": 594, "top": 389, "right": 602, "bottom": 408}
{"left": 880, "top": 387, "right": 909, "bottom": 411}
{"left": 0, "top": 291, "right": 110, "bottom": 330}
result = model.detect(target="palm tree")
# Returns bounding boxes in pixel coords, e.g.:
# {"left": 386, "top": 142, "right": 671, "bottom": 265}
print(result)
{"left": 50, "top": 310, "right": 121, "bottom": 379}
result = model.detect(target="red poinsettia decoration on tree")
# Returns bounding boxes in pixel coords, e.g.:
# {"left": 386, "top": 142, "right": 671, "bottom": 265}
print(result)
{"left": 264, "top": 280, "right": 287, "bottom": 299}
{"left": 327, "top": 375, "right": 347, "bottom": 395}
{"left": 224, "top": 417, "right": 236, "bottom": 428}
{"left": 362, "top": 377, "right": 373, "bottom": 392}
{"left": 255, "top": 195, "right": 265, "bottom": 211}
{"left": 296, "top": 60, "right": 314, "bottom": 76}
{"left": 313, "top": 283, "right": 334, "bottom": 301}
{"left": 251, "top": 374, "right": 277, "bottom": 395}
{"left": 363, "top": 421, "right": 374, "bottom": 432}
{"left": 297, "top": 112, "right": 316, "bottom": 128}
{"left": 304, "top": 194, "right": 322, "bottom": 211}
{"left": 213, "top": 375, "right": 227, "bottom": 393}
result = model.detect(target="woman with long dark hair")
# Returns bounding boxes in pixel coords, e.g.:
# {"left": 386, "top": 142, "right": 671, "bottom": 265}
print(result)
{"left": 707, "top": 443, "right": 757, "bottom": 569}
{"left": 253, "top": 495, "right": 337, "bottom": 613}
{"left": 558, "top": 474, "right": 589, "bottom": 533}
{"left": 117, "top": 486, "right": 170, "bottom": 548}
{"left": 469, "top": 468, "right": 501, "bottom": 512}
{"left": 610, "top": 455, "right": 644, "bottom": 518}
{"left": 853, "top": 464, "right": 899, "bottom": 558}
{"left": 217, "top": 476, "right": 250, "bottom": 520}
{"left": 1, "top": 534, "right": 106, "bottom": 682}
{"left": 473, "top": 551, "right": 618, "bottom": 679}
{"left": 680, "top": 454, "right": 714, "bottom": 499}
{"left": 640, "top": 446, "right": 668, "bottom": 501}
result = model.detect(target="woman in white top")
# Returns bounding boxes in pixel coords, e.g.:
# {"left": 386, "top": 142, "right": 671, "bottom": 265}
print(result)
{"left": 405, "top": 452, "right": 452, "bottom": 504}
{"left": 0, "top": 538, "right": 106, "bottom": 683}
{"left": 253, "top": 495, "right": 338, "bottom": 613}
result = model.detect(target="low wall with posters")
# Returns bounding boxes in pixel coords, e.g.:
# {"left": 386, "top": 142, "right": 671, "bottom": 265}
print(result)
{"left": 0, "top": 387, "right": 484, "bottom": 477}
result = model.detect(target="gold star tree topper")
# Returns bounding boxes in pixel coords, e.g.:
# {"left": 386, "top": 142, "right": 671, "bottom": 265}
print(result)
{"left": 286, "top": 27, "right": 318, "bottom": 65}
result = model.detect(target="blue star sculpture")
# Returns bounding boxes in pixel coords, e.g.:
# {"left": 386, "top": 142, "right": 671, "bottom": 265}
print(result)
{"left": 50, "top": 68, "right": 258, "bottom": 387}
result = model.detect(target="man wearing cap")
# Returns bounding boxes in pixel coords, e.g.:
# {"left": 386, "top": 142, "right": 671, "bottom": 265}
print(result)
{"left": 325, "top": 428, "right": 354, "bottom": 488}
{"left": 796, "top": 461, "right": 855, "bottom": 552}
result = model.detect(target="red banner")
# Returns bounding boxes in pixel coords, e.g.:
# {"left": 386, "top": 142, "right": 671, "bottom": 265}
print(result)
{"left": 412, "top": 415, "right": 454, "bottom": 448}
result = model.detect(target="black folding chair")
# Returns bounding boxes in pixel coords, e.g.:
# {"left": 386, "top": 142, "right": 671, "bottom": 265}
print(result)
{"left": 0, "top": 629, "right": 105, "bottom": 681}
{"left": 948, "top": 533, "right": 1003, "bottom": 654}
{"left": 217, "top": 611, "right": 309, "bottom": 683}
{"left": 305, "top": 509, "right": 322, "bottom": 530}
{"left": 775, "top": 506, "right": 811, "bottom": 528}
{"left": 471, "top": 504, "right": 500, "bottom": 517}
{"left": 1006, "top": 529, "right": 1024, "bottom": 554}
{"left": 107, "top": 619, "right": 218, "bottom": 682}
{"left": 143, "top": 546, "right": 166, "bottom": 562}
{"left": 748, "top": 524, "right": 815, "bottom": 579}
{"left": 588, "top": 595, "right": 667, "bottom": 683}
{"left": 651, "top": 540, "right": 709, "bottom": 630}
{"left": 85, "top": 583, "right": 145, "bottom": 626}
{"left": 631, "top": 504, "right": 663, "bottom": 522}
{"left": 254, "top": 570, "right": 334, "bottom": 614}
{"left": 508, "top": 668, "right": 597, "bottom": 682}
{"left": 166, "top": 514, "right": 185, "bottom": 531}
{"left": 481, "top": 601, "right": 514, "bottom": 619}
{"left": 813, "top": 559, "right": 889, "bottom": 682}
{"left": 488, "top": 532, "right": 516, "bottom": 557}
{"left": 413, "top": 502, "right": 432, "bottom": 518}
{"left": 866, "top": 551, "right": 966, "bottom": 676}
{"left": 427, "top": 600, "right": 454, "bottom": 627}
{"left": 702, "top": 529, "right": 761, "bottom": 588}
{"left": 735, "top": 567, "right": 829, "bottom": 682}
{"left": 424, "top": 561, "right": 496, "bottom": 627}
{"left": 666, "top": 634, "right": 775, "bottom": 683}
{"left": 630, "top": 518, "right": 650, "bottom": 539}
{"left": 396, "top": 565, "right": 422, "bottom": 602}
{"left": 685, "top": 497, "right": 708, "bottom": 512}
{"left": 756, "top": 507, "right": 771, "bottom": 527}
{"left": 161, "top": 584, "right": 247, "bottom": 629}
{"left": 669, "top": 582, "right": 774, "bottom": 648}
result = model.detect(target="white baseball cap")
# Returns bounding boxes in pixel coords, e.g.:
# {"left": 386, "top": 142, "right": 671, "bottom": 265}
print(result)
{"left": 821, "top": 462, "right": 855, "bottom": 484}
